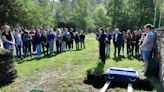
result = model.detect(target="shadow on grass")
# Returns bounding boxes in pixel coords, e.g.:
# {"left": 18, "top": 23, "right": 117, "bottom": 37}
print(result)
{"left": 112, "top": 56, "right": 123, "bottom": 62}
{"left": 84, "top": 62, "right": 156, "bottom": 91}
{"left": 84, "top": 62, "right": 105, "bottom": 88}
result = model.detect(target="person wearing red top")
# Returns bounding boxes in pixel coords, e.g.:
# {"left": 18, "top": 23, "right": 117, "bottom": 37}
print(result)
{"left": 29, "top": 26, "right": 36, "bottom": 53}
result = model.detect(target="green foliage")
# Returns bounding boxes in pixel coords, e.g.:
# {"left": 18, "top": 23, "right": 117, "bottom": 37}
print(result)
{"left": 0, "top": 0, "right": 56, "bottom": 28}
{"left": 0, "top": 0, "right": 162, "bottom": 31}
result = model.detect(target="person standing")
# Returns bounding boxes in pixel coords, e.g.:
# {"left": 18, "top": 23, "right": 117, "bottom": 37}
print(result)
{"left": 125, "top": 31, "right": 132, "bottom": 57}
{"left": 34, "top": 29, "right": 42, "bottom": 59}
{"left": 70, "top": 28, "right": 74, "bottom": 49}
{"left": 22, "top": 30, "right": 32, "bottom": 58}
{"left": 74, "top": 31, "right": 79, "bottom": 50}
{"left": 105, "top": 32, "right": 111, "bottom": 58}
{"left": 65, "top": 28, "right": 71, "bottom": 50}
{"left": 140, "top": 24, "right": 155, "bottom": 75}
{"left": 136, "top": 31, "right": 141, "bottom": 55}
{"left": 41, "top": 30, "right": 49, "bottom": 56}
{"left": 131, "top": 31, "right": 138, "bottom": 56}
{"left": 47, "top": 28, "right": 55, "bottom": 56}
{"left": 120, "top": 31, "right": 125, "bottom": 56}
{"left": 1, "top": 25, "right": 14, "bottom": 53}
{"left": 150, "top": 27, "right": 157, "bottom": 59}
{"left": 61, "top": 29, "right": 66, "bottom": 52}
{"left": 79, "top": 30, "right": 85, "bottom": 49}
{"left": 14, "top": 28, "right": 23, "bottom": 59}
{"left": 29, "top": 26, "right": 36, "bottom": 54}
{"left": 56, "top": 28, "right": 63, "bottom": 54}
{"left": 97, "top": 27, "right": 106, "bottom": 64}
{"left": 113, "top": 28, "right": 122, "bottom": 57}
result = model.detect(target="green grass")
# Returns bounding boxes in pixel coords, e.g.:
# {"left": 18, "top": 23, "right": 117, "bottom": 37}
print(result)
{"left": 0, "top": 35, "right": 158, "bottom": 92}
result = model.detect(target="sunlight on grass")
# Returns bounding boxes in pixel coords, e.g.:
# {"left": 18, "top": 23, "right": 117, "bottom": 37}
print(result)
{"left": 0, "top": 35, "right": 156, "bottom": 92}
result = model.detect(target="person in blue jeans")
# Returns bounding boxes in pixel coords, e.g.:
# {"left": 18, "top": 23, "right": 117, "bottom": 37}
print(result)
{"left": 140, "top": 24, "right": 155, "bottom": 74}
{"left": 34, "top": 29, "right": 42, "bottom": 59}
{"left": 14, "top": 28, "right": 23, "bottom": 59}
{"left": 47, "top": 28, "right": 55, "bottom": 56}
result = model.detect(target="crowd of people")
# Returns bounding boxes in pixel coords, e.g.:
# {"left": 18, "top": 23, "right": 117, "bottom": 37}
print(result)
{"left": 0, "top": 25, "right": 86, "bottom": 60}
{"left": 0, "top": 24, "right": 157, "bottom": 76}
{"left": 97, "top": 24, "right": 157, "bottom": 75}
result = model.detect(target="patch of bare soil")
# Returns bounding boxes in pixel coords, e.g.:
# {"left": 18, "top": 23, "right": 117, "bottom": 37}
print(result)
{"left": 13, "top": 59, "right": 97, "bottom": 92}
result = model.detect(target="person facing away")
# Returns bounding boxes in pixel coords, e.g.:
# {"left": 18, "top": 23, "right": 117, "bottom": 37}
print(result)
{"left": 14, "top": 28, "right": 23, "bottom": 59}
{"left": 22, "top": 30, "right": 32, "bottom": 58}
{"left": 65, "top": 28, "right": 71, "bottom": 50}
{"left": 74, "top": 31, "right": 79, "bottom": 50}
{"left": 47, "top": 28, "right": 55, "bottom": 56}
{"left": 97, "top": 27, "right": 106, "bottom": 64}
{"left": 79, "top": 30, "right": 85, "bottom": 49}
{"left": 1, "top": 25, "right": 14, "bottom": 53}
{"left": 139, "top": 24, "right": 155, "bottom": 75}
{"left": 113, "top": 28, "right": 122, "bottom": 57}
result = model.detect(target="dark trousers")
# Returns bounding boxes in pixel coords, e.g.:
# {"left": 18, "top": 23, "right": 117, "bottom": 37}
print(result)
{"left": 23, "top": 42, "right": 25, "bottom": 54}
{"left": 127, "top": 43, "right": 131, "bottom": 56}
{"left": 66, "top": 41, "right": 71, "bottom": 49}
{"left": 136, "top": 44, "right": 139, "bottom": 55}
{"left": 80, "top": 40, "right": 85, "bottom": 49}
{"left": 42, "top": 44, "right": 49, "bottom": 56}
{"left": 75, "top": 42, "right": 79, "bottom": 50}
{"left": 15, "top": 45, "right": 22, "bottom": 58}
{"left": 114, "top": 42, "right": 121, "bottom": 57}
{"left": 70, "top": 40, "right": 73, "bottom": 49}
{"left": 99, "top": 44, "right": 105, "bottom": 63}
{"left": 32, "top": 41, "right": 36, "bottom": 52}
{"left": 131, "top": 43, "right": 137, "bottom": 56}
{"left": 150, "top": 48, "right": 157, "bottom": 59}
{"left": 24, "top": 42, "right": 32, "bottom": 58}
{"left": 56, "top": 41, "right": 61, "bottom": 54}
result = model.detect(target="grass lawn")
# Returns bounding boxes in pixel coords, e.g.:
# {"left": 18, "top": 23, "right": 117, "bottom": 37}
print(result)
{"left": 0, "top": 35, "right": 158, "bottom": 92}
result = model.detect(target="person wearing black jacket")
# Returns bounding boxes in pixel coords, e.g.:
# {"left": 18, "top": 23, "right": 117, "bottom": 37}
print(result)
{"left": 113, "top": 28, "right": 122, "bottom": 57}
{"left": 70, "top": 28, "right": 74, "bottom": 49}
{"left": 97, "top": 27, "right": 106, "bottom": 64}
{"left": 131, "top": 31, "right": 138, "bottom": 56}
{"left": 22, "top": 30, "right": 32, "bottom": 58}
{"left": 74, "top": 31, "right": 79, "bottom": 50}
{"left": 79, "top": 30, "right": 85, "bottom": 49}
{"left": 41, "top": 30, "right": 49, "bottom": 56}
{"left": 34, "top": 29, "right": 42, "bottom": 59}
